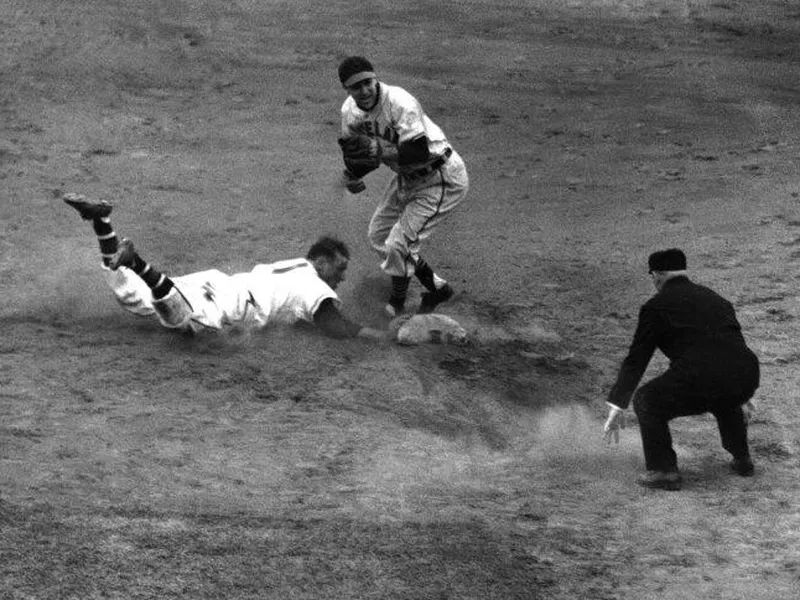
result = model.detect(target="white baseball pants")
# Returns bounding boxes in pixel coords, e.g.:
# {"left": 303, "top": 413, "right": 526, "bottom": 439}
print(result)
{"left": 368, "top": 149, "right": 468, "bottom": 278}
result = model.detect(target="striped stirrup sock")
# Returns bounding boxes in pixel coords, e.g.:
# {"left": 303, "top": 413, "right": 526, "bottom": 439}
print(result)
{"left": 129, "top": 254, "right": 175, "bottom": 300}
{"left": 389, "top": 276, "right": 410, "bottom": 305}
{"left": 92, "top": 217, "right": 118, "bottom": 267}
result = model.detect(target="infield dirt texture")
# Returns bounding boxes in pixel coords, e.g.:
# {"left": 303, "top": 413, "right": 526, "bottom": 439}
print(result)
{"left": 1, "top": 1, "right": 799, "bottom": 599}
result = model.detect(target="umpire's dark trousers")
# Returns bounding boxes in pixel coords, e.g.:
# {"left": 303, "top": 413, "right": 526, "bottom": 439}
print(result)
{"left": 632, "top": 345, "right": 760, "bottom": 472}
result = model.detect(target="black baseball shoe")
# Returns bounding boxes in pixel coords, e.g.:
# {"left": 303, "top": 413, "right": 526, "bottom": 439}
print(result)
{"left": 730, "top": 456, "right": 755, "bottom": 477}
{"left": 63, "top": 193, "right": 112, "bottom": 220}
{"left": 385, "top": 296, "right": 406, "bottom": 318}
{"left": 108, "top": 238, "right": 135, "bottom": 270}
{"left": 418, "top": 283, "right": 454, "bottom": 314}
{"left": 636, "top": 470, "right": 682, "bottom": 491}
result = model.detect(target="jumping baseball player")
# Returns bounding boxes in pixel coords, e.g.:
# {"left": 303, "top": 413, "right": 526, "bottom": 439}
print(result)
{"left": 63, "top": 193, "right": 391, "bottom": 341}
{"left": 336, "top": 56, "right": 469, "bottom": 317}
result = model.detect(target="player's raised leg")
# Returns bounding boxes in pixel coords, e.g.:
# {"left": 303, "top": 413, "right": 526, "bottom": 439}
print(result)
{"left": 64, "top": 193, "right": 191, "bottom": 328}
{"left": 63, "top": 193, "right": 118, "bottom": 266}
{"left": 63, "top": 193, "right": 167, "bottom": 295}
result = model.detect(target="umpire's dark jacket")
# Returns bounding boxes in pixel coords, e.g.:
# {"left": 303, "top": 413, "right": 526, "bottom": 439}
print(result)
{"left": 607, "top": 275, "right": 759, "bottom": 410}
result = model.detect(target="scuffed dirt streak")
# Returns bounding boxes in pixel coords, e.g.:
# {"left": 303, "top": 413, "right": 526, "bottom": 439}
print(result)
{"left": 2, "top": 1, "right": 800, "bottom": 599}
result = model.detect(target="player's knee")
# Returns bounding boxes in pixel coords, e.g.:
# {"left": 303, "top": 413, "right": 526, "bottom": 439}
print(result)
{"left": 153, "top": 288, "right": 193, "bottom": 328}
{"left": 368, "top": 228, "right": 388, "bottom": 249}
{"left": 113, "top": 290, "right": 149, "bottom": 314}
{"left": 384, "top": 238, "right": 408, "bottom": 258}
{"left": 632, "top": 391, "right": 656, "bottom": 423}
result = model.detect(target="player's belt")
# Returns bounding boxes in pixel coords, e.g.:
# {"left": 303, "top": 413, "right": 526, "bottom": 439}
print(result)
{"left": 405, "top": 147, "right": 452, "bottom": 179}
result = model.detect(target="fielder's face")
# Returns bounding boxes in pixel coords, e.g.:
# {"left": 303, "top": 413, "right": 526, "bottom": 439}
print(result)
{"left": 345, "top": 77, "right": 378, "bottom": 111}
{"left": 317, "top": 253, "right": 349, "bottom": 290}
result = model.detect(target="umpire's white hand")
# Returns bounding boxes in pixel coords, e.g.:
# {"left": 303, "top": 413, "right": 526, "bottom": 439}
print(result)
{"left": 603, "top": 405, "right": 625, "bottom": 445}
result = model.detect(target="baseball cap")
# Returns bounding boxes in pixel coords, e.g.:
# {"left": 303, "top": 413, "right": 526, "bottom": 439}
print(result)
{"left": 338, "top": 56, "right": 376, "bottom": 87}
{"left": 648, "top": 248, "right": 687, "bottom": 273}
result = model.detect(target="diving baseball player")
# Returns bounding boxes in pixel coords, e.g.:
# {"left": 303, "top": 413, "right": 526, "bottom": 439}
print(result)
{"left": 63, "top": 193, "right": 391, "bottom": 341}
{"left": 336, "top": 56, "right": 469, "bottom": 317}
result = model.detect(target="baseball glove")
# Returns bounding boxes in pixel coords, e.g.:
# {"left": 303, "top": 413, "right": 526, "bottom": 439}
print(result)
{"left": 341, "top": 169, "right": 367, "bottom": 194}
{"left": 338, "top": 135, "right": 381, "bottom": 178}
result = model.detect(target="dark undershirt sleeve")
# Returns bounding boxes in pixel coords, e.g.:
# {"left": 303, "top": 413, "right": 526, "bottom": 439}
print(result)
{"left": 313, "top": 298, "right": 363, "bottom": 339}
{"left": 398, "top": 135, "right": 431, "bottom": 165}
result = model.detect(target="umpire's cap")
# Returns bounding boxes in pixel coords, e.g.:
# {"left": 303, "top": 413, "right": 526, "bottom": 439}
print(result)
{"left": 648, "top": 248, "right": 687, "bottom": 273}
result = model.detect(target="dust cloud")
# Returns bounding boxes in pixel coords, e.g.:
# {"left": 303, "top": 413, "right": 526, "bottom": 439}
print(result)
{"left": 12, "top": 236, "right": 114, "bottom": 324}
{"left": 527, "top": 403, "right": 641, "bottom": 480}
{"left": 354, "top": 399, "right": 640, "bottom": 515}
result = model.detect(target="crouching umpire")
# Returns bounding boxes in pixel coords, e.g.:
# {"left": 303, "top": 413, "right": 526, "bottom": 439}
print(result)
{"left": 603, "top": 248, "right": 760, "bottom": 491}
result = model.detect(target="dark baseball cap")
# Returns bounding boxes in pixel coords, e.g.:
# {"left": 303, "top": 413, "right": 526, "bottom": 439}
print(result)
{"left": 648, "top": 248, "right": 687, "bottom": 273}
{"left": 338, "top": 56, "right": 376, "bottom": 87}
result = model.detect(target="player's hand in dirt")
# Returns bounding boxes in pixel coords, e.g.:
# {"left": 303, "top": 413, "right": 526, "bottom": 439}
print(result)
{"left": 603, "top": 405, "right": 625, "bottom": 445}
{"left": 356, "top": 326, "right": 396, "bottom": 343}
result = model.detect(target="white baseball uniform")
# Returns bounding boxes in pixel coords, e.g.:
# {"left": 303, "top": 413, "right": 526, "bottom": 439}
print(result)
{"left": 341, "top": 83, "right": 469, "bottom": 278}
{"left": 102, "top": 258, "right": 340, "bottom": 333}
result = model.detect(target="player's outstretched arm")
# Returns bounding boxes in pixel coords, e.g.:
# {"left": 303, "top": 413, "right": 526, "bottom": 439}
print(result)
{"left": 313, "top": 299, "right": 394, "bottom": 342}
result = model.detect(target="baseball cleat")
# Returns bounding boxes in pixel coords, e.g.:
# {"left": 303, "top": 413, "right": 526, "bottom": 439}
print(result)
{"left": 418, "top": 283, "right": 454, "bottom": 314}
{"left": 108, "top": 238, "right": 135, "bottom": 270}
{"left": 63, "top": 193, "right": 112, "bottom": 221}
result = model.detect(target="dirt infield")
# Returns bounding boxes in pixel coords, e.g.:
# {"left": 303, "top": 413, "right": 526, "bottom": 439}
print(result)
{"left": 1, "top": 1, "right": 799, "bottom": 598}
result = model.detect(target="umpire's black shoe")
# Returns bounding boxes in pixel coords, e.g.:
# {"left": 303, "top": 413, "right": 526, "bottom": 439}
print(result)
{"left": 730, "top": 457, "right": 755, "bottom": 477}
{"left": 636, "top": 470, "right": 682, "bottom": 491}
{"left": 63, "top": 193, "right": 112, "bottom": 220}
{"left": 418, "top": 283, "right": 454, "bottom": 314}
